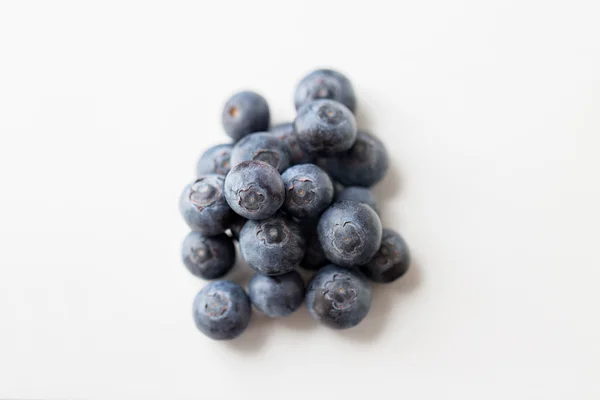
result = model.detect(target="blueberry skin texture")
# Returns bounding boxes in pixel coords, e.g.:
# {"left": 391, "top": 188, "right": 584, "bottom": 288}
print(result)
{"left": 336, "top": 186, "right": 379, "bottom": 214}
{"left": 300, "top": 219, "right": 328, "bottom": 270}
{"left": 360, "top": 229, "right": 410, "bottom": 283}
{"left": 270, "top": 122, "right": 313, "bottom": 165}
{"left": 248, "top": 271, "right": 305, "bottom": 317}
{"left": 181, "top": 232, "right": 236, "bottom": 279}
{"left": 192, "top": 281, "right": 251, "bottom": 340}
{"left": 224, "top": 160, "right": 285, "bottom": 220}
{"left": 239, "top": 214, "right": 306, "bottom": 276}
{"left": 222, "top": 91, "right": 270, "bottom": 141}
{"left": 281, "top": 164, "right": 334, "bottom": 219}
{"left": 179, "top": 175, "right": 234, "bottom": 236}
{"left": 305, "top": 265, "right": 372, "bottom": 329}
{"left": 294, "top": 69, "right": 356, "bottom": 113}
{"left": 294, "top": 100, "right": 357, "bottom": 155}
{"left": 317, "top": 201, "right": 382, "bottom": 267}
{"left": 323, "top": 131, "right": 389, "bottom": 187}
{"left": 196, "top": 144, "right": 233, "bottom": 176}
{"left": 230, "top": 132, "right": 291, "bottom": 173}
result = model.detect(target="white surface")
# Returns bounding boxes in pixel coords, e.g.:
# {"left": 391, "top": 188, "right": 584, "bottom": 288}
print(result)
{"left": 1, "top": 1, "right": 599, "bottom": 399}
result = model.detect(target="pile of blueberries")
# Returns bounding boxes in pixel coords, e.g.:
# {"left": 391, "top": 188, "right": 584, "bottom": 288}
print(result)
{"left": 179, "top": 69, "right": 410, "bottom": 340}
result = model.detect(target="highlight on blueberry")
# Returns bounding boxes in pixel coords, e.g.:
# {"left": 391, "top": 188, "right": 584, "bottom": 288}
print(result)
{"left": 294, "top": 69, "right": 356, "bottom": 113}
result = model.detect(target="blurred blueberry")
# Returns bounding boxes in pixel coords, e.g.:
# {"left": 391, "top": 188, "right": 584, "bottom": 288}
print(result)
{"left": 360, "top": 229, "right": 410, "bottom": 283}
{"left": 179, "top": 175, "right": 233, "bottom": 236}
{"left": 230, "top": 132, "right": 291, "bottom": 173}
{"left": 227, "top": 213, "right": 247, "bottom": 241}
{"left": 323, "top": 131, "right": 389, "bottom": 187}
{"left": 305, "top": 265, "right": 372, "bottom": 329}
{"left": 270, "top": 122, "right": 313, "bottom": 165}
{"left": 193, "top": 281, "right": 251, "bottom": 340}
{"left": 239, "top": 214, "right": 305, "bottom": 276}
{"left": 294, "top": 69, "right": 356, "bottom": 113}
{"left": 222, "top": 91, "right": 270, "bottom": 141}
{"left": 299, "top": 219, "right": 328, "bottom": 270}
{"left": 281, "top": 164, "right": 334, "bottom": 219}
{"left": 294, "top": 99, "right": 357, "bottom": 155}
{"left": 248, "top": 271, "right": 305, "bottom": 317}
{"left": 196, "top": 144, "right": 233, "bottom": 176}
{"left": 224, "top": 160, "right": 285, "bottom": 220}
{"left": 317, "top": 201, "right": 382, "bottom": 267}
{"left": 182, "top": 232, "right": 235, "bottom": 279}
{"left": 336, "top": 186, "right": 379, "bottom": 214}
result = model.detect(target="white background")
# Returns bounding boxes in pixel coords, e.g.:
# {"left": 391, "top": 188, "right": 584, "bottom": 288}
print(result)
{"left": 1, "top": 0, "right": 599, "bottom": 399}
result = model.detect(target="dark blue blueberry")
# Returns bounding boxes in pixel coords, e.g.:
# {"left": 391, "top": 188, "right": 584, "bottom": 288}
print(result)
{"left": 239, "top": 214, "right": 305, "bottom": 275}
{"left": 294, "top": 69, "right": 356, "bottom": 113}
{"left": 336, "top": 186, "right": 379, "bottom": 214}
{"left": 192, "top": 280, "right": 251, "bottom": 340}
{"left": 317, "top": 201, "right": 382, "bottom": 267}
{"left": 360, "top": 229, "right": 410, "bottom": 283}
{"left": 281, "top": 164, "right": 334, "bottom": 219}
{"left": 179, "top": 175, "right": 233, "bottom": 236}
{"left": 230, "top": 132, "right": 291, "bottom": 173}
{"left": 227, "top": 213, "right": 247, "bottom": 241}
{"left": 181, "top": 232, "right": 235, "bottom": 279}
{"left": 299, "top": 219, "right": 328, "bottom": 270}
{"left": 196, "top": 144, "right": 233, "bottom": 176}
{"left": 224, "top": 160, "right": 285, "bottom": 220}
{"left": 305, "top": 265, "right": 372, "bottom": 329}
{"left": 222, "top": 91, "right": 270, "bottom": 141}
{"left": 323, "top": 131, "right": 389, "bottom": 187}
{"left": 270, "top": 122, "right": 313, "bottom": 165}
{"left": 294, "top": 99, "right": 357, "bottom": 155}
{"left": 248, "top": 271, "right": 305, "bottom": 317}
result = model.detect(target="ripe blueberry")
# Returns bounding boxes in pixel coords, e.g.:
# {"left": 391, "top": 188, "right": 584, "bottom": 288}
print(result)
{"left": 196, "top": 143, "right": 233, "bottom": 176}
{"left": 323, "top": 131, "right": 389, "bottom": 187}
{"left": 239, "top": 214, "right": 305, "bottom": 276}
{"left": 230, "top": 132, "right": 291, "bottom": 173}
{"left": 294, "top": 69, "right": 356, "bottom": 113}
{"left": 360, "top": 229, "right": 410, "bottom": 283}
{"left": 305, "top": 265, "right": 372, "bottom": 329}
{"left": 224, "top": 160, "right": 285, "bottom": 220}
{"left": 270, "top": 122, "right": 313, "bottom": 165}
{"left": 179, "top": 175, "right": 233, "bottom": 236}
{"left": 193, "top": 281, "right": 251, "bottom": 340}
{"left": 281, "top": 164, "right": 334, "bottom": 219}
{"left": 182, "top": 232, "right": 236, "bottom": 279}
{"left": 317, "top": 201, "right": 382, "bottom": 267}
{"left": 222, "top": 91, "right": 270, "bottom": 141}
{"left": 294, "top": 99, "right": 357, "bottom": 155}
{"left": 248, "top": 271, "right": 305, "bottom": 317}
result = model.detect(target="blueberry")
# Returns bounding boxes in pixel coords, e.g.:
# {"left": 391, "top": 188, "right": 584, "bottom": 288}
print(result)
{"left": 270, "top": 122, "right": 313, "bottom": 165}
{"left": 230, "top": 132, "right": 291, "bottom": 173}
{"left": 299, "top": 219, "right": 328, "bottom": 270}
{"left": 294, "top": 99, "right": 357, "bottom": 155}
{"left": 179, "top": 175, "right": 233, "bottom": 236}
{"left": 248, "top": 271, "right": 305, "bottom": 317}
{"left": 336, "top": 186, "right": 379, "bottom": 214}
{"left": 281, "top": 164, "right": 334, "bottom": 219}
{"left": 305, "top": 265, "right": 372, "bottom": 329}
{"left": 239, "top": 214, "right": 305, "bottom": 275}
{"left": 196, "top": 144, "right": 233, "bottom": 176}
{"left": 222, "top": 91, "right": 270, "bottom": 141}
{"left": 294, "top": 69, "right": 356, "bottom": 113}
{"left": 323, "top": 131, "right": 389, "bottom": 187}
{"left": 227, "top": 213, "right": 247, "bottom": 241}
{"left": 360, "top": 229, "right": 410, "bottom": 283}
{"left": 317, "top": 201, "right": 382, "bottom": 267}
{"left": 224, "top": 160, "right": 285, "bottom": 220}
{"left": 181, "top": 232, "right": 236, "bottom": 279}
{"left": 192, "top": 281, "right": 251, "bottom": 340}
